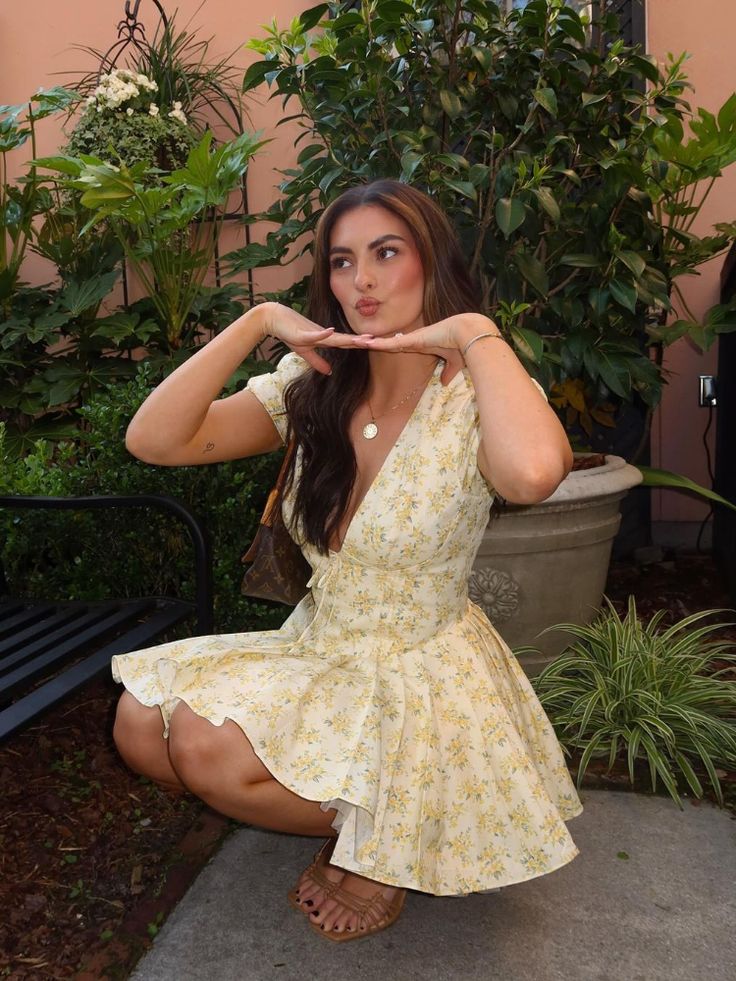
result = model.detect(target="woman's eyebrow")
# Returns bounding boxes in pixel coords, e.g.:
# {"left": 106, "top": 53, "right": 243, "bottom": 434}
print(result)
{"left": 329, "top": 234, "right": 407, "bottom": 256}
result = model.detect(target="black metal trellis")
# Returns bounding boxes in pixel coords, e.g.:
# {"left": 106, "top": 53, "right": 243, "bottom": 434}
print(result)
{"left": 95, "top": 1, "right": 170, "bottom": 81}
{"left": 93, "top": 1, "right": 254, "bottom": 311}
{"left": 593, "top": 0, "right": 647, "bottom": 51}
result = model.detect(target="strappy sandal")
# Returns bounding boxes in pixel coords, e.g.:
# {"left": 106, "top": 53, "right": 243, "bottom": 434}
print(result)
{"left": 287, "top": 836, "right": 340, "bottom": 913}
{"left": 309, "top": 880, "right": 407, "bottom": 943}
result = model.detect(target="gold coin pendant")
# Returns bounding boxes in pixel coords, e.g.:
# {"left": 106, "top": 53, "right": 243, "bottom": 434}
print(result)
{"left": 362, "top": 422, "right": 378, "bottom": 440}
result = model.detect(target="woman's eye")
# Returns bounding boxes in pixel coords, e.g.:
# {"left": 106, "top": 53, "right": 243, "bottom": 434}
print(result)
{"left": 330, "top": 256, "right": 351, "bottom": 270}
{"left": 378, "top": 246, "right": 398, "bottom": 260}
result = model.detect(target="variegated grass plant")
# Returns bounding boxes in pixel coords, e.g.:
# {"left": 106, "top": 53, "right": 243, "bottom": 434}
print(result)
{"left": 527, "top": 597, "right": 736, "bottom": 808}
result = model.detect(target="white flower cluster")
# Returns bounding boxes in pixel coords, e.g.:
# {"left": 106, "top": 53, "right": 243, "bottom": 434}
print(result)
{"left": 168, "top": 100, "right": 187, "bottom": 125}
{"left": 86, "top": 68, "right": 159, "bottom": 114}
{"left": 83, "top": 68, "right": 189, "bottom": 126}
{"left": 146, "top": 100, "right": 187, "bottom": 124}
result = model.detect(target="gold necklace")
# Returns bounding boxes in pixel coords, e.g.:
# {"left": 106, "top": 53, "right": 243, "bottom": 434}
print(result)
{"left": 362, "top": 362, "right": 438, "bottom": 440}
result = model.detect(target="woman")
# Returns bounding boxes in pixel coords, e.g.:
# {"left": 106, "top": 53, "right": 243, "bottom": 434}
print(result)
{"left": 112, "top": 179, "right": 583, "bottom": 943}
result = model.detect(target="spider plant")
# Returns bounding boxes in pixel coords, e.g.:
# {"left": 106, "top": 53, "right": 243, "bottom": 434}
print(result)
{"left": 527, "top": 596, "right": 736, "bottom": 808}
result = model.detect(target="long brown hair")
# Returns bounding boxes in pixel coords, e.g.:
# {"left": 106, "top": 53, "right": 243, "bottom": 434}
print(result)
{"left": 282, "top": 180, "right": 482, "bottom": 555}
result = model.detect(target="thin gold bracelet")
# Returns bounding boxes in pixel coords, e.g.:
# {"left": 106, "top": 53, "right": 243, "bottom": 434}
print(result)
{"left": 461, "top": 331, "right": 505, "bottom": 358}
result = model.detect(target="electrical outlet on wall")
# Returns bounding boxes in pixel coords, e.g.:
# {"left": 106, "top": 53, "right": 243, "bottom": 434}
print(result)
{"left": 699, "top": 375, "right": 717, "bottom": 407}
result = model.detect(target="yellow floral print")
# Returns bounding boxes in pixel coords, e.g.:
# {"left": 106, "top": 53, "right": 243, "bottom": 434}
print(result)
{"left": 111, "top": 353, "right": 583, "bottom": 896}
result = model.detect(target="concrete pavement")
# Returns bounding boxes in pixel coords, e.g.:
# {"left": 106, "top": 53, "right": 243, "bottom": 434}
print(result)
{"left": 131, "top": 789, "right": 736, "bottom": 981}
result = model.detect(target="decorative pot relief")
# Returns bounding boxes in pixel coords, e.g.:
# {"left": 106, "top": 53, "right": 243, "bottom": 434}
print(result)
{"left": 468, "top": 567, "right": 520, "bottom": 622}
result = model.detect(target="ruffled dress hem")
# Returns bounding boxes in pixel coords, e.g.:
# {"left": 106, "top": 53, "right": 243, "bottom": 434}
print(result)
{"left": 111, "top": 651, "right": 583, "bottom": 897}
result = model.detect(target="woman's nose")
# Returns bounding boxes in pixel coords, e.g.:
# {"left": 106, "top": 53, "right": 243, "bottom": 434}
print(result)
{"left": 354, "top": 262, "right": 375, "bottom": 291}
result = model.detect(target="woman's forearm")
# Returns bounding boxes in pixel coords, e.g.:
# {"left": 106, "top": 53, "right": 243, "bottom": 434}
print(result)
{"left": 125, "top": 303, "right": 271, "bottom": 460}
{"left": 455, "top": 314, "right": 573, "bottom": 503}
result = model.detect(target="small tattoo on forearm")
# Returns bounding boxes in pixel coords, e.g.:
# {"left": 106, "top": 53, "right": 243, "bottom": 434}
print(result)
{"left": 203, "top": 441, "right": 215, "bottom": 454}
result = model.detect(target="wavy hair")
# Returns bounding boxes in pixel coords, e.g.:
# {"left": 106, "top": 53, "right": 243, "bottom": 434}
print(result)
{"left": 282, "top": 180, "right": 482, "bottom": 555}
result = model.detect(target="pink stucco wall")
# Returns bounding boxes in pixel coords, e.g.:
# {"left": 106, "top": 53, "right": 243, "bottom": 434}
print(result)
{"left": 647, "top": 0, "right": 736, "bottom": 523}
{"left": 2, "top": 1, "right": 734, "bottom": 525}
{"left": 0, "top": 0, "right": 311, "bottom": 297}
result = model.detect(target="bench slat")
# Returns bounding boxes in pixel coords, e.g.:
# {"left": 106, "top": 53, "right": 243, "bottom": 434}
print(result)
{"left": 0, "top": 600, "right": 157, "bottom": 699}
{"left": 0, "top": 603, "right": 57, "bottom": 638}
{"left": 0, "top": 601, "right": 151, "bottom": 676}
{"left": 0, "top": 601, "right": 192, "bottom": 741}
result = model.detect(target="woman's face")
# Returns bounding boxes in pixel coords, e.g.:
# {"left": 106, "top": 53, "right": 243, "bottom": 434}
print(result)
{"left": 328, "top": 204, "right": 425, "bottom": 336}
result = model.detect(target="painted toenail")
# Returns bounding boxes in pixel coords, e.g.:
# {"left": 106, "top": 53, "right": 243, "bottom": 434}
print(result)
{"left": 304, "top": 900, "right": 313, "bottom": 907}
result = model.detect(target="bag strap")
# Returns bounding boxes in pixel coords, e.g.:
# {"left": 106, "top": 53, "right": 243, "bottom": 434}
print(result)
{"left": 261, "top": 436, "right": 296, "bottom": 528}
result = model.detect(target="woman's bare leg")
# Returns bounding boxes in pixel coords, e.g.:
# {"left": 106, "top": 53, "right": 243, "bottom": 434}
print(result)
{"left": 165, "top": 703, "right": 403, "bottom": 935}
{"left": 166, "top": 701, "right": 337, "bottom": 836}
{"left": 114, "top": 696, "right": 401, "bottom": 935}
{"left": 112, "top": 690, "right": 185, "bottom": 792}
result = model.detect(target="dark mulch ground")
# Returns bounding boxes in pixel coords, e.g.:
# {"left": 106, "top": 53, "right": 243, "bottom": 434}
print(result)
{"left": 0, "top": 551, "right": 734, "bottom": 979}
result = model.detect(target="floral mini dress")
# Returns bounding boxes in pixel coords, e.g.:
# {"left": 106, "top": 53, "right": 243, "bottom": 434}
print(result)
{"left": 112, "top": 352, "right": 583, "bottom": 896}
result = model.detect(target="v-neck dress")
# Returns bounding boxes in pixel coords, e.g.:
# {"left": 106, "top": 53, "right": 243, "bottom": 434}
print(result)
{"left": 112, "top": 352, "right": 583, "bottom": 896}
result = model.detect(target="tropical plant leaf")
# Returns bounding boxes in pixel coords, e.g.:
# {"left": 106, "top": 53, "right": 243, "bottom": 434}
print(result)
{"left": 637, "top": 466, "right": 736, "bottom": 512}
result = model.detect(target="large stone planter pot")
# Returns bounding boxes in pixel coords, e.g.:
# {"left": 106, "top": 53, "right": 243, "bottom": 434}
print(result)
{"left": 470, "top": 455, "right": 643, "bottom": 676}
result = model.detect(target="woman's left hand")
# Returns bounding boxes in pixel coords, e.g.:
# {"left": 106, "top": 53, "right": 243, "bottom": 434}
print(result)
{"left": 363, "top": 313, "right": 497, "bottom": 386}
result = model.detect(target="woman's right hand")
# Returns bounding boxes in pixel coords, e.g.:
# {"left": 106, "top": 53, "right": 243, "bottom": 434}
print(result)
{"left": 262, "top": 302, "right": 372, "bottom": 374}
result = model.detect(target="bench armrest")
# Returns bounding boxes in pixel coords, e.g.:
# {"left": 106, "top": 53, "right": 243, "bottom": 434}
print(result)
{"left": 0, "top": 495, "right": 213, "bottom": 634}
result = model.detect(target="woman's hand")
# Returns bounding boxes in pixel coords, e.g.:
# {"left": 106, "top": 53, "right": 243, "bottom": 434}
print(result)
{"left": 261, "top": 302, "right": 373, "bottom": 375}
{"left": 362, "top": 313, "right": 498, "bottom": 385}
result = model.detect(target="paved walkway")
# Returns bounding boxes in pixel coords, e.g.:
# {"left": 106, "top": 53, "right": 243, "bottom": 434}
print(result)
{"left": 131, "top": 789, "right": 735, "bottom": 981}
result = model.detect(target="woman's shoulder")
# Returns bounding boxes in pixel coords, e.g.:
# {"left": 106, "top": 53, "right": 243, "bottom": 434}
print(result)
{"left": 445, "top": 365, "right": 548, "bottom": 404}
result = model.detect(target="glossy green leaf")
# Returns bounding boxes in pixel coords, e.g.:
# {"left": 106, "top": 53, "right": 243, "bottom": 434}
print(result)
{"left": 511, "top": 326, "right": 544, "bottom": 364}
{"left": 514, "top": 252, "right": 549, "bottom": 297}
{"left": 616, "top": 250, "right": 646, "bottom": 278}
{"left": 439, "top": 90, "right": 462, "bottom": 120}
{"left": 299, "top": 3, "right": 329, "bottom": 30}
{"left": 609, "top": 279, "right": 638, "bottom": 313}
{"left": 496, "top": 198, "right": 525, "bottom": 238}
{"left": 532, "top": 187, "right": 560, "bottom": 221}
{"left": 534, "top": 87, "right": 558, "bottom": 117}
{"left": 561, "top": 254, "right": 600, "bottom": 268}
{"left": 471, "top": 45, "right": 493, "bottom": 72}
{"left": 242, "top": 60, "right": 277, "bottom": 92}
{"left": 442, "top": 178, "right": 476, "bottom": 201}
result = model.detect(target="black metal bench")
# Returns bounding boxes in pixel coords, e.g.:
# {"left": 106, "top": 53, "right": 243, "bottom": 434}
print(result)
{"left": 0, "top": 494, "right": 213, "bottom": 741}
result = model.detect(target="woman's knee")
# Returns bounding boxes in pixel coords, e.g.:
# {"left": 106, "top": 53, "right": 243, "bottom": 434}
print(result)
{"left": 113, "top": 690, "right": 164, "bottom": 766}
{"left": 168, "top": 703, "right": 271, "bottom": 796}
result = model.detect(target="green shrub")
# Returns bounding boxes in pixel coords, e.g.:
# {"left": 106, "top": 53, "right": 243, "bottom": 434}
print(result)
{"left": 238, "top": 0, "right": 736, "bottom": 432}
{"left": 529, "top": 597, "right": 736, "bottom": 808}
{"left": 0, "top": 362, "right": 290, "bottom": 634}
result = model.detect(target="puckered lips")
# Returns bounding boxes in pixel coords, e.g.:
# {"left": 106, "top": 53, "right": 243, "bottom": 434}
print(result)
{"left": 355, "top": 298, "right": 381, "bottom": 317}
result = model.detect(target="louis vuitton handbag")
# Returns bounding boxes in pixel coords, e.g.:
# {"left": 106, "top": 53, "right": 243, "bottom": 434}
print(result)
{"left": 240, "top": 437, "right": 312, "bottom": 605}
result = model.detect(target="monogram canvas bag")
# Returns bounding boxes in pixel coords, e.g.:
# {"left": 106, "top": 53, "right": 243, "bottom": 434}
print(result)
{"left": 240, "top": 439, "right": 311, "bottom": 605}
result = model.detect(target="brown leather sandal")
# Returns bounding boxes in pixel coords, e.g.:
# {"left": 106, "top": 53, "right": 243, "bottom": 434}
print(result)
{"left": 309, "top": 880, "right": 407, "bottom": 943}
{"left": 287, "top": 836, "right": 340, "bottom": 913}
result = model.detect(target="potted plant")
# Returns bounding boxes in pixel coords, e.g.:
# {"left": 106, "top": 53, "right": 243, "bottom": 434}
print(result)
{"left": 527, "top": 596, "right": 736, "bottom": 809}
{"left": 234, "top": 0, "right": 736, "bottom": 663}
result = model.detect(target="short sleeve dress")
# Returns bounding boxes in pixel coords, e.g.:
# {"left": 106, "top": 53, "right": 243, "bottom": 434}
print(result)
{"left": 112, "top": 352, "right": 583, "bottom": 896}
